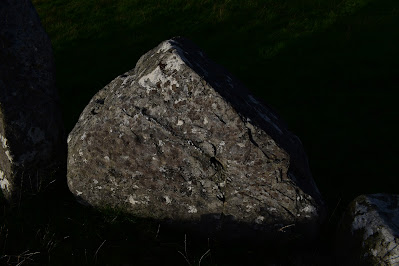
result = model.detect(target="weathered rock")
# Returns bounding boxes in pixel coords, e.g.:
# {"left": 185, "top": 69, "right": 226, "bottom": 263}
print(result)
{"left": 0, "top": 0, "right": 66, "bottom": 201}
{"left": 336, "top": 194, "right": 399, "bottom": 265}
{"left": 67, "top": 37, "right": 325, "bottom": 242}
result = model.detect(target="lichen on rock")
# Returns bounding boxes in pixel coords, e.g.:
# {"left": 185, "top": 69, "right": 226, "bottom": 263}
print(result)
{"left": 67, "top": 36, "right": 325, "bottom": 243}
{"left": 336, "top": 194, "right": 399, "bottom": 265}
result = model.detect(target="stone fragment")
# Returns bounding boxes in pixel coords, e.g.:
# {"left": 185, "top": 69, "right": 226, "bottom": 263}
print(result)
{"left": 336, "top": 194, "right": 399, "bottom": 265}
{"left": 0, "top": 0, "right": 66, "bottom": 200}
{"left": 67, "top": 37, "right": 325, "bottom": 242}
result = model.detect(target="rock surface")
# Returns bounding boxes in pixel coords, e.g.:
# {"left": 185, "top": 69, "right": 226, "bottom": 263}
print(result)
{"left": 336, "top": 194, "right": 399, "bottom": 265}
{"left": 0, "top": 0, "right": 66, "bottom": 200}
{"left": 67, "top": 37, "right": 325, "bottom": 241}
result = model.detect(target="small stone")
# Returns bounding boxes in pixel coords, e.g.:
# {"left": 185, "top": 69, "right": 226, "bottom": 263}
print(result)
{"left": 336, "top": 194, "right": 399, "bottom": 265}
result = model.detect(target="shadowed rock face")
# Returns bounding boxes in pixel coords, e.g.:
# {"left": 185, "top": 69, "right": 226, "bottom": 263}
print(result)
{"left": 336, "top": 194, "right": 399, "bottom": 265}
{"left": 0, "top": 0, "right": 66, "bottom": 201}
{"left": 67, "top": 37, "right": 325, "bottom": 241}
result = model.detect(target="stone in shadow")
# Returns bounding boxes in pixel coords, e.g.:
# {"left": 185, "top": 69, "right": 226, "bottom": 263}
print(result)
{"left": 0, "top": 0, "right": 66, "bottom": 201}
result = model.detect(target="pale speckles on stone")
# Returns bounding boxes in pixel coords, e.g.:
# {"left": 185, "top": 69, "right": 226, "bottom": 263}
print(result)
{"left": 158, "top": 140, "right": 164, "bottom": 146}
{"left": 267, "top": 207, "right": 277, "bottom": 212}
{"left": 237, "top": 143, "right": 245, "bottom": 148}
{"left": 138, "top": 66, "right": 180, "bottom": 95}
{"left": 165, "top": 54, "right": 185, "bottom": 72}
{"left": 174, "top": 98, "right": 185, "bottom": 105}
{"left": 67, "top": 135, "right": 72, "bottom": 143}
{"left": 144, "top": 196, "right": 150, "bottom": 204}
{"left": 203, "top": 117, "right": 208, "bottom": 125}
{"left": 0, "top": 170, "right": 10, "bottom": 192}
{"left": 300, "top": 205, "right": 317, "bottom": 217}
{"left": 187, "top": 181, "right": 194, "bottom": 191}
{"left": 83, "top": 159, "right": 88, "bottom": 164}
{"left": 0, "top": 134, "right": 8, "bottom": 149}
{"left": 121, "top": 75, "right": 134, "bottom": 86}
{"left": 78, "top": 149, "right": 83, "bottom": 156}
{"left": 5, "top": 150, "right": 13, "bottom": 163}
{"left": 246, "top": 204, "right": 255, "bottom": 213}
{"left": 122, "top": 116, "right": 130, "bottom": 126}
{"left": 164, "top": 196, "right": 172, "bottom": 205}
{"left": 188, "top": 205, "right": 198, "bottom": 213}
{"left": 76, "top": 190, "right": 83, "bottom": 196}
{"left": 104, "top": 156, "right": 110, "bottom": 161}
{"left": 128, "top": 194, "right": 150, "bottom": 205}
{"left": 191, "top": 127, "right": 201, "bottom": 134}
{"left": 128, "top": 195, "right": 139, "bottom": 205}
{"left": 177, "top": 120, "right": 184, "bottom": 126}
{"left": 80, "top": 132, "right": 87, "bottom": 141}
{"left": 93, "top": 179, "right": 99, "bottom": 184}
{"left": 255, "top": 216, "right": 265, "bottom": 224}
{"left": 157, "top": 41, "right": 172, "bottom": 54}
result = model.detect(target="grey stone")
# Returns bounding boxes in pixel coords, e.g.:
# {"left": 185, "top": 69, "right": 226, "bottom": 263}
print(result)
{"left": 67, "top": 37, "right": 325, "bottom": 242}
{"left": 336, "top": 194, "right": 399, "bottom": 265}
{"left": 0, "top": 0, "right": 66, "bottom": 201}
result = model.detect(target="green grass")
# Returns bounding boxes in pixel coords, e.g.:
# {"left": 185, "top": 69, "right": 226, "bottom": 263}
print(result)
{"left": 1, "top": 0, "right": 398, "bottom": 264}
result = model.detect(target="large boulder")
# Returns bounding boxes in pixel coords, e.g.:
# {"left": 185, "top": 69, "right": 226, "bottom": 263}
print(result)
{"left": 0, "top": 0, "right": 66, "bottom": 201}
{"left": 336, "top": 194, "right": 399, "bottom": 265}
{"left": 67, "top": 37, "right": 325, "bottom": 241}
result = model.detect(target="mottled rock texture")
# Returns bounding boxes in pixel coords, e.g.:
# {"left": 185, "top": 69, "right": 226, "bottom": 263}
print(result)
{"left": 67, "top": 37, "right": 325, "bottom": 241}
{"left": 336, "top": 194, "right": 399, "bottom": 265}
{"left": 0, "top": 0, "right": 66, "bottom": 201}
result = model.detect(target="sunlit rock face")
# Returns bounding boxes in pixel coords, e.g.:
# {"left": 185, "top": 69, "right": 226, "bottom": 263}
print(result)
{"left": 336, "top": 194, "right": 399, "bottom": 265}
{"left": 67, "top": 36, "right": 325, "bottom": 242}
{"left": 0, "top": 0, "right": 66, "bottom": 201}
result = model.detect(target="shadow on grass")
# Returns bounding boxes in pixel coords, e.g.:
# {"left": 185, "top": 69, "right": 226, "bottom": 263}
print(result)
{"left": 1, "top": 178, "right": 334, "bottom": 265}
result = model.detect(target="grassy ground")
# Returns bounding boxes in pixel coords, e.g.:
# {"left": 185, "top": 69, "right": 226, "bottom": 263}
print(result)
{"left": 1, "top": 0, "right": 398, "bottom": 264}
